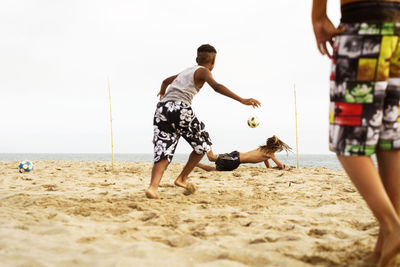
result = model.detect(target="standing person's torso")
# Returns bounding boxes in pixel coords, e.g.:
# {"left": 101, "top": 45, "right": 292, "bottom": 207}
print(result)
{"left": 341, "top": 0, "right": 400, "bottom": 5}
{"left": 161, "top": 65, "right": 205, "bottom": 105}
{"left": 340, "top": 0, "right": 400, "bottom": 23}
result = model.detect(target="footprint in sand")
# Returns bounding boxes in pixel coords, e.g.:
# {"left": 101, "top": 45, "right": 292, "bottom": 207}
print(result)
{"left": 308, "top": 228, "right": 327, "bottom": 237}
{"left": 164, "top": 235, "right": 197, "bottom": 248}
{"left": 42, "top": 184, "right": 58, "bottom": 191}
{"left": 183, "top": 183, "right": 196, "bottom": 195}
{"left": 77, "top": 236, "right": 97, "bottom": 243}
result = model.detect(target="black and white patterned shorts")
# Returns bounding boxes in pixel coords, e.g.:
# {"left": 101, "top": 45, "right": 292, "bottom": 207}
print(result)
{"left": 153, "top": 101, "right": 212, "bottom": 163}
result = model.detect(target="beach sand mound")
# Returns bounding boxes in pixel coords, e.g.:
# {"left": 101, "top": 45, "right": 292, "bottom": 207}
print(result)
{"left": 0, "top": 161, "right": 396, "bottom": 266}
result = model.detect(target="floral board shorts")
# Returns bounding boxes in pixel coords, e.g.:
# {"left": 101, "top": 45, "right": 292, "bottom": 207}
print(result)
{"left": 153, "top": 101, "right": 212, "bottom": 163}
{"left": 329, "top": 21, "right": 400, "bottom": 156}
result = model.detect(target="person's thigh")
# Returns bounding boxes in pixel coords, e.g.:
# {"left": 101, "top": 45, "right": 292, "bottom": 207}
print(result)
{"left": 177, "top": 105, "right": 212, "bottom": 155}
{"left": 379, "top": 34, "right": 400, "bottom": 150}
{"left": 153, "top": 102, "right": 181, "bottom": 163}
{"left": 329, "top": 23, "right": 399, "bottom": 156}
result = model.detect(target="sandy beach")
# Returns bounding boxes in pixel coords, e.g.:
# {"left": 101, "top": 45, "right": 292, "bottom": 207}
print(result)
{"left": 0, "top": 161, "right": 397, "bottom": 266}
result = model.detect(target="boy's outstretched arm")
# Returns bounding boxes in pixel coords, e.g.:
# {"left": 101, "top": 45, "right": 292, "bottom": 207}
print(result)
{"left": 264, "top": 159, "right": 272, "bottom": 169}
{"left": 197, "top": 68, "right": 260, "bottom": 108}
{"left": 157, "top": 74, "right": 178, "bottom": 100}
{"left": 270, "top": 154, "right": 285, "bottom": 169}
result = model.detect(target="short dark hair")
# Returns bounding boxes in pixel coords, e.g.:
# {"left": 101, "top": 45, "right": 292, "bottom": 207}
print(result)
{"left": 197, "top": 44, "right": 217, "bottom": 54}
{"left": 197, "top": 44, "right": 217, "bottom": 64}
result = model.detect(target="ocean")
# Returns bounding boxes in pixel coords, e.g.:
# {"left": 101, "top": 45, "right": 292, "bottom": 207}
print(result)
{"left": 0, "top": 153, "right": 346, "bottom": 170}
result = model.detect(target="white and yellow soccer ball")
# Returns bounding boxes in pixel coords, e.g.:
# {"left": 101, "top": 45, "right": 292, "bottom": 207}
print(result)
{"left": 18, "top": 161, "right": 34, "bottom": 173}
{"left": 247, "top": 116, "right": 259, "bottom": 128}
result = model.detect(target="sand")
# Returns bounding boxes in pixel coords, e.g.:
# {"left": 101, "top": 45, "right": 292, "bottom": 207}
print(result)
{"left": 0, "top": 160, "right": 398, "bottom": 267}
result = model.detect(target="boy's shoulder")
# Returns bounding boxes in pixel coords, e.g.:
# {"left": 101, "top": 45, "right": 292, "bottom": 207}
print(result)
{"left": 260, "top": 148, "right": 274, "bottom": 158}
{"left": 194, "top": 66, "right": 209, "bottom": 74}
{"left": 255, "top": 147, "right": 271, "bottom": 157}
{"left": 193, "top": 66, "right": 211, "bottom": 82}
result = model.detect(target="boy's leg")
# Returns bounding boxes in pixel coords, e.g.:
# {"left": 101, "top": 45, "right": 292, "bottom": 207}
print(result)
{"left": 206, "top": 150, "right": 218, "bottom": 162}
{"left": 175, "top": 151, "right": 204, "bottom": 188}
{"left": 338, "top": 155, "right": 400, "bottom": 266}
{"left": 145, "top": 157, "right": 169, "bottom": 199}
{"left": 377, "top": 150, "right": 400, "bottom": 214}
{"left": 174, "top": 104, "right": 212, "bottom": 188}
{"left": 196, "top": 162, "right": 216, "bottom": 172}
{"left": 370, "top": 150, "right": 400, "bottom": 259}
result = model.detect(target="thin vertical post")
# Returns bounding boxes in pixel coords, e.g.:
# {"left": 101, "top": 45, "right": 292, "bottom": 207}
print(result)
{"left": 294, "top": 84, "right": 299, "bottom": 168}
{"left": 108, "top": 77, "right": 114, "bottom": 170}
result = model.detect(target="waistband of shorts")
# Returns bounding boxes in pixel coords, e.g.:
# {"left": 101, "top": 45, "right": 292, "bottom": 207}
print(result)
{"left": 341, "top": 1, "right": 400, "bottom": 23}
{"left": 157, "top": 100, "right": 191, "bottom": 107}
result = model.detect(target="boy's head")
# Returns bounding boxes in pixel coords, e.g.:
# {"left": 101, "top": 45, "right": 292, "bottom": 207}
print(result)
{"left": 196, "top": 44, "right": 217, "bottom": 70}
{"left": 260, "top": 135, "right": 292, "bottom": 154}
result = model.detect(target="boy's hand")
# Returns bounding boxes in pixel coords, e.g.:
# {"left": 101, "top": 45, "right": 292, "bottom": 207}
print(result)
{"left": 158, "top": 74, "right": 178, "bottom": 100}
{"left": 312, "top": 15, "right": 345, "bottom": 58}
{"left": 157, "top": 91, "right": 165, "bottom": 100}
{"left": 241, "top": 98, "right": 261, "bottom": 108}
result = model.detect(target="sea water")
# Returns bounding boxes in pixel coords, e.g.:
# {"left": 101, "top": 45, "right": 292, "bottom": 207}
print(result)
{"left": 0, "top": 153, "right": 346, "bottom": 170}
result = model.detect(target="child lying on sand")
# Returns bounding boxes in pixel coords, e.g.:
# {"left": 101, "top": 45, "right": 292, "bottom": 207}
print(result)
{"left": 196, "top": 135, "right": 291, "bottom": 171}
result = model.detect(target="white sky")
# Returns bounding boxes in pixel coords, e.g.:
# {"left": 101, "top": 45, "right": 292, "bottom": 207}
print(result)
{"left": 0, "top": 0, "right": 341, "bottom": 154}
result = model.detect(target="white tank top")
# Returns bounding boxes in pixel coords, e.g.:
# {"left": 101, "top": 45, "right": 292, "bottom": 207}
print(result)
{"left": 161, "top": 65, "right": 205, "bottom": 105}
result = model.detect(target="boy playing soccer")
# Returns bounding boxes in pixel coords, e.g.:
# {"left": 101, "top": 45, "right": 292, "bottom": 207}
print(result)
{"left": 146, "top": 44, "right": 261, "bottom": 199}
{"left": 196, "top": 135, "right": 291, "bottom": 172}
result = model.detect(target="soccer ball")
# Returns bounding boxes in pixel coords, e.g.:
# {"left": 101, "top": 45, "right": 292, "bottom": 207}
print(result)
{"left": 247, "top": 116, "right": 259, "bottom": 128}
{"left": 18, "top": 161, "right": 34, "bottom": 173}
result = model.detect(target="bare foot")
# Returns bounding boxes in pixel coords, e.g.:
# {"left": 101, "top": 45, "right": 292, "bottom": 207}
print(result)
{"left": 174, "top": 177, "right": 188, "bottom": 189}
{"left": 145, "top": 187, "right": 160, "bottom": 199}
{"left": 378, "top": 232, "right": 400, "bottom": 267}
{"left": 363, "top": 252, "right": 380, "bottom": 266}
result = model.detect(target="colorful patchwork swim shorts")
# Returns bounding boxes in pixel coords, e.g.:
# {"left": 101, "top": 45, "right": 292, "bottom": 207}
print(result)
{"left": 329, "top": 19, "right": 400, "bottom": 156}
{"left": 153, "top": 101, "right": 212, "bottom": 163}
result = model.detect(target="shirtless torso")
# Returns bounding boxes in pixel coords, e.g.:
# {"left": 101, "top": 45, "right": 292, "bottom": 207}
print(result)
{"left": 239, "top": 149, "right": 270, "bottom": 163}
{"left": 204, "top": 148, "right": 284, "bottom": 170}
{"left": 239, "top": 148, "right": 284, "bottom": 168}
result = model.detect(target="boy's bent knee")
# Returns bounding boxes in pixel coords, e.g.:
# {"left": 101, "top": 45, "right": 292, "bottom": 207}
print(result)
{"left": 192, "top": 150, "right": 205, "bottom": 157}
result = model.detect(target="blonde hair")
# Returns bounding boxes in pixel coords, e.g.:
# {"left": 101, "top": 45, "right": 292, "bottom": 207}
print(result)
{"left": 259, "top": 135, "right": 292, "bottom": 154}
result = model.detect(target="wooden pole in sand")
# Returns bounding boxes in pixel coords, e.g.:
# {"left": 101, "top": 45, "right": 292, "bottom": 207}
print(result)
{"left": 294, "top": 84, "right": 299, "bottom": 168}
{"left": 108, "top": 77, "right": 114, "bottom": 171}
